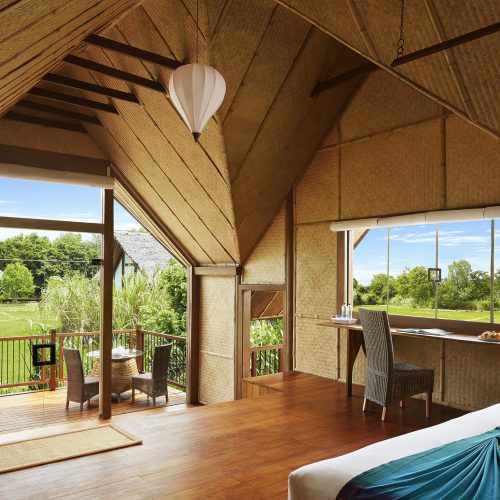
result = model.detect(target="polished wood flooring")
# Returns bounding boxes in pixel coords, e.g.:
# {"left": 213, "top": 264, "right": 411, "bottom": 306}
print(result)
{"left": 0, "top": 386, "right": 186, "bottom": 434}
{"left": 0, "top": 372, "right": 465, "bottom": 499}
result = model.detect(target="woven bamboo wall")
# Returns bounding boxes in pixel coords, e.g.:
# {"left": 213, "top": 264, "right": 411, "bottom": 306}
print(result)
{"left": 293, "top": 70, "right": 500, "bottom": 410}
{"left": 198, "top": 275, "right": 236, "bottom": 404}
{"left": 294, "top": 221, "right": 338, "bottom": 376}
{"left": 0, "top": 120, "right": 106, "bottom": 159}
{"left": 242, "top": 204, "right": 286, "bottom": 284}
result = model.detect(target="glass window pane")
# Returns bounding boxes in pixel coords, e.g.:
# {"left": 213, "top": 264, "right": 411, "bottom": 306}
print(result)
{"left": 353, "top": 227, "right": 389, "bottom": 312}
{"left": 0, "top": 178, "right": 101, "bottom": 223}
{"left": 437, "top": 220, "right": 491, "bottom": 322}
{"left": 388, "top": 224, "right": 437, "bottom": 317}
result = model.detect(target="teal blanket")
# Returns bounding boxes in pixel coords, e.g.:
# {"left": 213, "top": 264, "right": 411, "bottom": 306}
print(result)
{"left": 337, "top": 427, "right": 500, "bottom": 499}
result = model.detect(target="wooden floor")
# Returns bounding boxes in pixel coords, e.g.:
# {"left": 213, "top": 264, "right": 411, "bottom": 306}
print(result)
{"left": 0, "top": 386, "right": 186, "bottom": 434}
{"left": 0, "top": 372, "right": 465, "bottom": 499}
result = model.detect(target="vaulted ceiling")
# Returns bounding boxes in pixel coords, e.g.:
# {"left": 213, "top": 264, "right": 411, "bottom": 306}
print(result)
{"left": 0, "top": 0, "right": 498, "bottom": 265}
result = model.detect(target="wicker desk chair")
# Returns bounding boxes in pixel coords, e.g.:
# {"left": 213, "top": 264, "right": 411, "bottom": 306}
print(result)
{"left": 132, "top": 344, "right": 172, "bottom": 406}
{"left": 63, "top": 348, "right": 99, "bottom": 411}
{"left": 358, "top": 309, "right": 434, "bottom": 421}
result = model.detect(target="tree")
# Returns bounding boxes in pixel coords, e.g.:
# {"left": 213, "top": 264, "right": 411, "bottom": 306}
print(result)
{"left": 439, "top": 260, "right": 475, "bottom": 309}
{"left": 368, "top": 273, "right": 396, "bottom": 304}
{"left": 1, "top": 262, "right": 35, "bottom": 301}
{"left": 0, "top": 233, "right": 51, "bottom": 292}
{"left": 395, "top": 266, "right": 434, "bottom": 306}
{"left": 44, "top": 233, "right": 100, "bottom": 279}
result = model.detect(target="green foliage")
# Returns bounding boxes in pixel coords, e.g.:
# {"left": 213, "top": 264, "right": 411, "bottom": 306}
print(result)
{"left": 1, "top": 262, "right": 35, "bottom": 301}
{"left": 250, "top": 318, "right": 283, "bottom": 347}
{"left": 40, "top": 274, "right": 100, "bottom": 332}
{"left": 395, "top": 266, "right": 434, "bottom": 306}
{"left": 39, "top": 259, "right": 187, "bottom": 335}
{"left": 357, "top": 258, "right": 499, "bottom": 312}
{"left": 0, "top": 232, "right": 99, "bottom": 294}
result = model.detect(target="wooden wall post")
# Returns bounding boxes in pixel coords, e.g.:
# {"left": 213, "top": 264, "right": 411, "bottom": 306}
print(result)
{"left": 242, "top": 290, "right": 252, "bottom": 379}
{"left": 284, "top": 190, "right": 294, "bottom": 371}
{"left": 135, "top": 324, "right": 143, "bottom": 372}
{"left": 186, "top": 267, "right": 200, "bottom": 404}
{"left": 99, "top": 189, "right": 114, "bottom": 419}
{"left": 49, "top": 328, "right": 57, "bottom": 391}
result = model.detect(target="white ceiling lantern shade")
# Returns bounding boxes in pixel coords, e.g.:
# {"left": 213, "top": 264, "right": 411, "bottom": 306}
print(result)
{"left": 169, "top": 63, "right": 226, "bottom": 142}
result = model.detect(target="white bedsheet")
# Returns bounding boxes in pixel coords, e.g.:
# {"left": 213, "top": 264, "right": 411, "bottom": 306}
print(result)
{"left": 288, "top": 404, "right": 500, "bottom": 500}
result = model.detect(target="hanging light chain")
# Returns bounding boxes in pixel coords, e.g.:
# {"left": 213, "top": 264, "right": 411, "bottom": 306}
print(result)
{"left": 396, "top": 0, "right": 405, "bottom": 59}
{"left": 196, "top": 0, "right": 199, "bottom": 64}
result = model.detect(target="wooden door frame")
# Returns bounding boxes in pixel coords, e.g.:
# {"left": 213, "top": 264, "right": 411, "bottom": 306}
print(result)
{"left": 235, "top": 283, "right": 286, "bottom": 399}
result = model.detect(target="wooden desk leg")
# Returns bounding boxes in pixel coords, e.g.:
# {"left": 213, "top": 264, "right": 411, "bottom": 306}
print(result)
{"left": 346, "top": 329, "right": 364, "bottom": 397}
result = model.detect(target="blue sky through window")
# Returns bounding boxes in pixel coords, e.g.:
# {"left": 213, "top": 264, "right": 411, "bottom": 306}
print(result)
{"left": 0, "top": 178, "right": 141, "bottom": 241}
{"left": 354, "top": 221, "right": 494, "bottom": 285}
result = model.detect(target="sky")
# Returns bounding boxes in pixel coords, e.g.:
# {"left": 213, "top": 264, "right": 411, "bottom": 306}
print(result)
{"left": 354, "top": 220, "right": 499, "bottom": 285}
{"left": 0, "top": 178, "right": 142, "bottom": 242}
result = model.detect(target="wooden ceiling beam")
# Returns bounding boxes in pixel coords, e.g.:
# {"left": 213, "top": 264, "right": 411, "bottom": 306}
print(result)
{"left": 63, "top": 54, "right": 166, "bottom": 92}
{"left": 311, "top": 62, "right": 376, "bottom": 96}
{"left": 391, "top": 21, "right": 500, "bottom": 67}
{"left": 3, "top": 112, "right": 86, "bottom": 133}
{"left": 28, "top": 87, "right": 118, "bottom": 114}
{"left": 0, "top": 144, "right": 109, "bottom": 177}
{"left": 84, "top": 34, "right": 183, "bottom": 70}
{"left": 16, "top": 100, "right": 100, "bottom": 124}
{"left": 42, "top": 73, "right": 139, "bottom": 103}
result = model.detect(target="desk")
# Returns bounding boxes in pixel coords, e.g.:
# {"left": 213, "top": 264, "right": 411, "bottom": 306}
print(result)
{"left": 317, "top": 322, "right": 500, "bottom": 398}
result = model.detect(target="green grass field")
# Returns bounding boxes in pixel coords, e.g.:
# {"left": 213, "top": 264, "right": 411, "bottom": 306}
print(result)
{"left": 354, "top": 304, "right": 497, "bottom": 322}
{"left": 0, "top": 302, "right": 60, "bottom": 338}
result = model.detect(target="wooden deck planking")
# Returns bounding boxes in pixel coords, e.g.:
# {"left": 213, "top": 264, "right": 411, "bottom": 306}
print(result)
{"left": 0, "top": 372, "right": 465, "bottom": 498}
{"left": 0, "top": 386, "right": 186, "bottom": 434}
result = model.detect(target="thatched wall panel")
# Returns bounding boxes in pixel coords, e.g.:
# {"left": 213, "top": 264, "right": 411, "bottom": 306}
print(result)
{"left": 88, "top": 124, "right": 211, "bottom": 264}
{"left": 446, "top": 115, "right": 500, "bottom": 208}
{"left": 243, "top": 204, "right": 285, "bottom": 284}
{"left": 295, "top": 223, "right": 337, "bottom": 316}
{"left": 339, "top": 71, "right": 441, "bottom": 142}
{"left": 0, "top": 0, "right": 141, "bottom": 114}
{"left": 199, "top": 275, "right": 235, "bottom": 403}
{"left": 295, "top": 318, "right": 337, "bottom": 379}
{"left": 221, "top": 7, "right": 311, "bottom": 180}
{"left": 340, "top": 119, "right": 443, "bottom": 219}
{"left": 0, "top": 120, "right": 105, "bottom": 159}
{"left": 199, "top": 354, "right": 234, "bottom": 404}
{"left": 210, "top": 0, "right": 276, "bottom": 121}
{"left": 295, "top": 148, "right": 340, "bottom": 224}
{"left": 445, "top": 342, "right": 500, "bottom": 410}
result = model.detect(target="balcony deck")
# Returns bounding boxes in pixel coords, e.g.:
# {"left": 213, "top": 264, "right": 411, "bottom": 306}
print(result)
{"left": 0, "top": 372, "right": 465, "bottom": 499}
{"left": 0, "top": 386, "right": 186, "bottom": 434}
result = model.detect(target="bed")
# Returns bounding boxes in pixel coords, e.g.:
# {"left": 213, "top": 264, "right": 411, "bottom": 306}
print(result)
{"left": 289, "top": 403, "right": 500, "bottom": 499}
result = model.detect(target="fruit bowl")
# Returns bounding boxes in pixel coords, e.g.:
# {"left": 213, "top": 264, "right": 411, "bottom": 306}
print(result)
{"left": 478, "top": 331, "right": 500, "bottom": 342}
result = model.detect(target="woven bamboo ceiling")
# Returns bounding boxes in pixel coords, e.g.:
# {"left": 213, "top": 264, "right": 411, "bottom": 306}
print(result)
{"left": 0, "top": 0, "right": 498, "bottom": 265}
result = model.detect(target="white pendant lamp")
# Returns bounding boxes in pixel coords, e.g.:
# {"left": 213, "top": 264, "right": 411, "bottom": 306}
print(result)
{"left": 168, "top": 0, "right": 226, "bottom": 142}
{"left": 169, "top": 63, "right": 226, "bottom": 142}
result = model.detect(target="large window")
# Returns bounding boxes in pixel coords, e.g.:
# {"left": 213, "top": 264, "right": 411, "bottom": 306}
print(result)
{"left": 353, "top": 219, "right": 499, "bottom": 322}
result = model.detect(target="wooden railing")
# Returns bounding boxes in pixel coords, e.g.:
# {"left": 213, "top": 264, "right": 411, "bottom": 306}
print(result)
{"left": 249, "top": 344, "right": 284, "bottom": 377}
{"left": 0, "top": 327, "right": 187, "bottom": 394}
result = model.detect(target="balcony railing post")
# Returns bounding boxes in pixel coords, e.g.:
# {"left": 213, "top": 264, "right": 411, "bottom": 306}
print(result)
{"left": 278, "top": 345, "right": 284, "bottom": 373}
{"left": 136, "top": 325, "right": 144, "bottom": 372}
{"left": 49, "top": 329, "right": 57, "bottom": 390}
{"left": 251, "top": 350, "right": 257, "bottom": 377}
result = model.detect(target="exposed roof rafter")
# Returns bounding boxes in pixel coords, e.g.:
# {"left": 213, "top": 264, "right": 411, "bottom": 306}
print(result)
{"left": 85, "top": 34, "right": 183, "bottom": 69}
{"left": 28, "top": 87, "right": 118, "bottom": 114}
{"left": 63, "top": 54, "right": 166, "bottom": 92}
{"left": 42, "top": 73, "right": 139, "bottom": 103}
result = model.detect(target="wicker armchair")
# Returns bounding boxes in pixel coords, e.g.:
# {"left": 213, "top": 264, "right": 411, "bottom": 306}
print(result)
{"left": 358, "top": 309, "right": 434, "bottom": 421}
{"left": 63, "top": 348, "right": 99, "bottom": 411}
{"left": 132, "top": 344, "right": 172, "bottom": 406}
